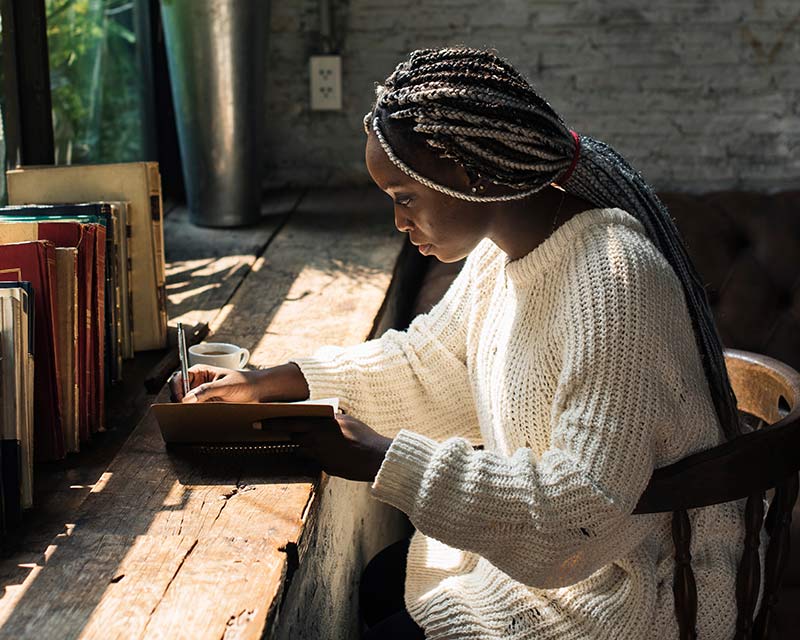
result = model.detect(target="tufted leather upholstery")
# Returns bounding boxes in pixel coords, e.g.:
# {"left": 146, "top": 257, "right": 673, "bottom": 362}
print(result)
{"left": 411, "top": 191, "right": 800, "bottom": 637}
{"left": 661, "top": 191, "right": 800, "bottom": 373}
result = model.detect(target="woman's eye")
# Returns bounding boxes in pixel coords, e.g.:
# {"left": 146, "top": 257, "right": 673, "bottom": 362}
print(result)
{"left": 394, "top": 196, "right": 413, "bottom": 207}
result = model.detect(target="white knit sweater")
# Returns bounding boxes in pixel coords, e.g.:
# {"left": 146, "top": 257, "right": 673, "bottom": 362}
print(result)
{"left": 292, "top": 208, "right": 746, "bottom": 639}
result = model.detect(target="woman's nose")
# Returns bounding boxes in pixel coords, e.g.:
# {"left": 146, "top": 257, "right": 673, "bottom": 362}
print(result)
{"left": 394, "top": 210, "right": 415, "bottom": 232}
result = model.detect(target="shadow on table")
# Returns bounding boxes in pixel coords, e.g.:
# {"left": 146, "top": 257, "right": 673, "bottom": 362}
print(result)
{"left": 0, "top": 190, "right": 399, "bottom": 638}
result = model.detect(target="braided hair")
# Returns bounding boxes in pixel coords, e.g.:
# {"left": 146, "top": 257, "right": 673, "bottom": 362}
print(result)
{"left": 365, "top": 47, "right": 741, "bottom": 441}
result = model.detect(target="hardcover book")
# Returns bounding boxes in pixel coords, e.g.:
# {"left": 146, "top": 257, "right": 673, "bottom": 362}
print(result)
{"left": 0, "top": 291, "right": 26, "bottom": 523}
{"left": 55, "top": 248, "right": 79, "bottom": 452}
{"left": 0, "top": 204, "right": 123, "bottom": 386}
{"left": 0, "top": 282, "right": 35, "bottom": 508}
{"left": 0, "top": 241, "right": 64, "bottom": 461}
{"left": 107, "top": 201, "right": 133, "bottom": 359}
{"left": 0, "top": 217, "right": 105, "bottom": 439}
{"left": 7, "top": 163, "right": 168, "bottom": 351}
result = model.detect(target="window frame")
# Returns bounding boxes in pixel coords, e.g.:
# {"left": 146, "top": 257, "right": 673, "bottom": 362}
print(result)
{"left": 0, "top": 0, "right": 178, "bottom": 197}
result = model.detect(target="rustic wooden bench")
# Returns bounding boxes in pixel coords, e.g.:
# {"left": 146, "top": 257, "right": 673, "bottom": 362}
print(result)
{"left": 0, "top": 190, "right": 410, "bottom": 639}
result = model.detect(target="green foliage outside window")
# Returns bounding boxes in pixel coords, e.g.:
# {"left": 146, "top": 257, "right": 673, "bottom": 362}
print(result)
{"left": 47, "top": 0, "right": 144, "bottom": 164}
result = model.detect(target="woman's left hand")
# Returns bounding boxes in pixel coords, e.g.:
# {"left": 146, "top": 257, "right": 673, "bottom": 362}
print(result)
{"left": 289, "top": 413, "right": 392, "bottom": 482}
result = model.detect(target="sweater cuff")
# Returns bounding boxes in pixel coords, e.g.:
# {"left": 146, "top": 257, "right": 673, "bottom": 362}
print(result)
{"left": 371, "top": 429, "right": 440, "bottom": 516}
{"left": 289, "top": 355, "right": 346, "bottom": 401}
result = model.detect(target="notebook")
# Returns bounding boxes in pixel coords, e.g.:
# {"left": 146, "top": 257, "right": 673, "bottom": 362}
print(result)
{"left": 151, "top": 398, "right": 340, "bottom": 445}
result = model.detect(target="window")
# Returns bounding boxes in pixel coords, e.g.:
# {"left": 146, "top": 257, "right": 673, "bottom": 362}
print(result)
{"left": 46, "top": 0, "right": 151, "bottom": 164}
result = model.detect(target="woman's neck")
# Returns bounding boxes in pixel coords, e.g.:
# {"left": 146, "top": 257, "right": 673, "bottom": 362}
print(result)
{"left": 488, "top": 186, "right": 596, "bottom": 260}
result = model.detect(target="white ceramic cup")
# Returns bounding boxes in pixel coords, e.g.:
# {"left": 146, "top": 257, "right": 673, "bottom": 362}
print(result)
{"left": 188, "top": 342, "right": 250, "bottom": 370}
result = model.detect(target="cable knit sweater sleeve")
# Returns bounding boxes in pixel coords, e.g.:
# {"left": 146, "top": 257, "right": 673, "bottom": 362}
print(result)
{"left": 289, "top": 240, "right": 497, "bottom": 442}
{"left": 371, "top": 223, "right": 690, "bottom": 589}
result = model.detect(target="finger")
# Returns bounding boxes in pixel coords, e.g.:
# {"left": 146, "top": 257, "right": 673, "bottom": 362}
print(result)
{"left": 183, "top": 381, "right": 219, "bottom": 404}
{"left": 185, "top": 365, "right": 223, "bottom": 387}
{"left": 188, "top": 364, "right": 212, "bottom": 374}
{"left": 168, "top": 371, "right": 184, "bottom": 402}
{"left": 211, "top": 369, "right": 231, "bottom": 383}
{"left": 173, "top": 369, "right": 205, "bottom": 401}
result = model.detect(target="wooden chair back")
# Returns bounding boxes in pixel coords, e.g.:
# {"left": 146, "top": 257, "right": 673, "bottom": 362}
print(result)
{"left": 633, "top": 349, "right": 800, "bottom": 640}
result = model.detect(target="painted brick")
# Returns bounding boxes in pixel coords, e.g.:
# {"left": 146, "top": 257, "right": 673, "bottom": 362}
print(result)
{"left": 262, "top": 0, "right": 800, "bottom": 192}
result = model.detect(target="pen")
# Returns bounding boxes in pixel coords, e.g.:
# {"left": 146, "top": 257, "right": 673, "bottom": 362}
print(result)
{"left": 177, "top": 322, "right": 190, "bottom": 397}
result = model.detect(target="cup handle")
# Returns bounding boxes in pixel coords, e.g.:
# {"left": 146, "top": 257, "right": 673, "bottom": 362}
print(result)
{"left": 238, "top": 348, "right": 250, "bottom": 368}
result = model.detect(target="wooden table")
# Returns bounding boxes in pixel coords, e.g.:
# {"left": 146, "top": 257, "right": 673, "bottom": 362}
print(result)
{"left": 0, "top": 190, "right": 410, "bottom": 639}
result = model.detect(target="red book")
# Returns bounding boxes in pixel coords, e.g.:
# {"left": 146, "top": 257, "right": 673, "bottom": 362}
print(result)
{"left": 0, "top": 241, "right": 65, "bottom": 460}
{"left": 34, "top": 222, "right": 93, "bottom": 442}
{"left": 34, "top": 222, "right": 105, "bottom": 438}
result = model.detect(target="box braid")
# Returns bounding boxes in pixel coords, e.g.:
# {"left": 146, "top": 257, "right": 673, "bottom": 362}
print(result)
{"left": 365, "top": 47, "right": 741, "bottom": 441}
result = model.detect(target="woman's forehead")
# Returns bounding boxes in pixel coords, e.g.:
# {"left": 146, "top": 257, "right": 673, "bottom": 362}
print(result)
{"left": 366, "top": 128, "right": 465, "bottom": 192}
{"left": 365, "top": 132, "right": 413, "bottom": 189}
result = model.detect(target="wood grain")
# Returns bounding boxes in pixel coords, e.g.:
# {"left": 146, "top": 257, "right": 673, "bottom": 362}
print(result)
{"left": 0, "top": 203, "right": 404, "bottom": 639}
{"left": 212, "top": 207, "right": 402, "bottom": 365}
{"left": 164, "top": 195, "right": 298, "bottom": 331}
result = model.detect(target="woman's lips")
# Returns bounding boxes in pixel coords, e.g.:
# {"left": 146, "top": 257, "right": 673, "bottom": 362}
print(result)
{"left": 409, "top": 236, "right": 434, "bottom": 255}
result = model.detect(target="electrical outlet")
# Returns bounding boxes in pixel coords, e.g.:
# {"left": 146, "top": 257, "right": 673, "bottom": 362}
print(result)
{"left": 310, "top": 55, "right": 342, "bottom": 111}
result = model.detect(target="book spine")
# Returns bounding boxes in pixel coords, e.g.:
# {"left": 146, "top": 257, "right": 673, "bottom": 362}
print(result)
{"left": 23, "top": 353, "right": 33, "bottom": 507}
{"left": 76, "top": 229, "right": 92, "bottom": 444}
{"left": 71, "top": 251, "right": 79, "bottom": 453}
{"left": 147, "top": 163, "right": 168, "bottom": 348}
{"left": 94, "top": 223, "right": 107, "bottom": 432}
{"left": 125, "top": 218, "right": 134, "bottom": 359}
{"left": 103, "top": 203, "right": 123, "bottom": 384}
{"left": 43, "top": 243, "right": 66, "bottom": 460}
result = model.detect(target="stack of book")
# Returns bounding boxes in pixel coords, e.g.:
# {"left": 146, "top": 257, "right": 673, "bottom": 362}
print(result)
{"left": 0, "top": 162, "right": 168, "bottom": 530}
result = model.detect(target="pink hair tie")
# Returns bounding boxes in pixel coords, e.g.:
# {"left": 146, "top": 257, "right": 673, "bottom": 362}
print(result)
{"left": 558, "top": 130, "right": 580, "bottom": 184}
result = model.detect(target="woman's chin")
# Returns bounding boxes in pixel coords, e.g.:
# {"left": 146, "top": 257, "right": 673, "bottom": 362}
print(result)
{"left": 432, "top": 249, "right": 463, "bottom": 263}
{"left": 420, "top": 244, "right": 446, "bottom": 261}
{"left": 418, "top": 243, "right": 467, "bottom": 263}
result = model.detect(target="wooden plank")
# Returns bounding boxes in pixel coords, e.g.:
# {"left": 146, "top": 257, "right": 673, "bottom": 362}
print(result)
{"left": 0, "top": 203, "right": 404, "bottom": 639}
{"left": 164, "top": 191, "right": 301, "bottom": 331}
{"left": 213, "top": 206, "right": 402, "bottom": 364}
{"left": 0, "top": 533, "right": 198, "bottom": 639}
{"left": 141, "top": 537, "right": 285, "bottom": 640}
{"left": 0, "top": 196, "right": 298, "bottom": 599}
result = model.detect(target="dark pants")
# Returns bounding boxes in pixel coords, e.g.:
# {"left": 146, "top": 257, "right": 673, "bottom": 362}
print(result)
{"left": 361, "top": 538, "right": 425, "bottom": 639}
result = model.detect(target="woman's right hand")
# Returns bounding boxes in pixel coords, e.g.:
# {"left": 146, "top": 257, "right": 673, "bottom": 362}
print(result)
{"left": 168, "top": 362, "right": 310, "bottom": 404}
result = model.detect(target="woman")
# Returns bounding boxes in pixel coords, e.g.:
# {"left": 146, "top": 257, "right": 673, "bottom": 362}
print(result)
{"left": 172, "top": 48, "right": 746, "bottom": 639}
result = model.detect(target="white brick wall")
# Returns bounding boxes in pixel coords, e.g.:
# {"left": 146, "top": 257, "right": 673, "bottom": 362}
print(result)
{"left": 263, "top": 0, "right": 800, "bottom": 192}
